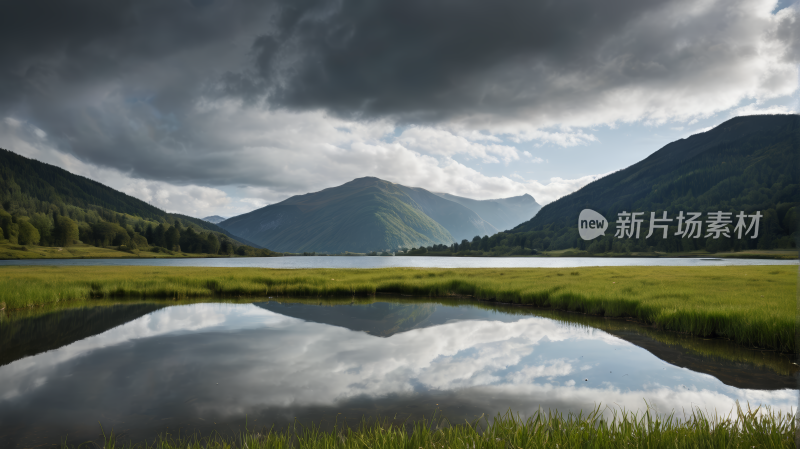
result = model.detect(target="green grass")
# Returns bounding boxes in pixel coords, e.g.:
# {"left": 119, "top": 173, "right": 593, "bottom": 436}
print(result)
{"left": 0, "top": 242, "right": 232, "bottom": 259}
{"left": 0, "top": 265, "right": 795, "bottom": 352}
{"left": 62, "top": 405, "right": 796, "bottom": 449}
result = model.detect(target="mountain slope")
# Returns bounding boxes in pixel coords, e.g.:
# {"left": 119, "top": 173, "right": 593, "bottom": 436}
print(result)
{"left": 0, "top": 148, "right": 266, "bottom": 252}
{"left": 504, "top": 114, "right": 799, "bottom": 252}
{"left": 0, "top": 148, "right": 166, "bottom": 221}
{"left": 435, "top": 193, "right": 541, "bottom": 232}
{"left": 219, "top": 177, "right": 457, "bottom": 253}
{"left": 395, "top": 186, "right": 498, "bottom": 241}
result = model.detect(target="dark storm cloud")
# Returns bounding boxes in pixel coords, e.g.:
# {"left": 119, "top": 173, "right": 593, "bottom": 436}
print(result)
{"left": 0, "top": 0, "right": 277, "bottom": 181}
{"left": 238, "top": 0, "right": 754, "bottom": 122}
{"left": 0, "top": 0, "right": 796, "bottom": 193}
{"left": 243, "top": 0, "right": 658, "bottom": 120}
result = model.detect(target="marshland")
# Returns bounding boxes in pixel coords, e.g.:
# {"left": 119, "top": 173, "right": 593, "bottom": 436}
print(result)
{"left": 0, "top": 265, "right": 796, "bottom": 447}
{"left": 0, "top": 265, "right": 795, "bottom": 351}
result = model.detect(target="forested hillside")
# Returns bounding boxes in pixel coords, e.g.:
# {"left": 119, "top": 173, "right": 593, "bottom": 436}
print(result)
{"left": 491, "top": 114, "right": 799, "bottom": 254}
{"left": 0, "top": 148, "right": 275, "bottom": 257}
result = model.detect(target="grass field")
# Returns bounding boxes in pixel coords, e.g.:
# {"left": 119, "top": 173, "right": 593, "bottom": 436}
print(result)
{"left": 0, "top": 242, "right": 228, "bottom": 259}
{"left": 63, "top": 406, "right": 795, "bottom": 449}
{"left": 0, "top": 265, "right": 795, "bottom": 352}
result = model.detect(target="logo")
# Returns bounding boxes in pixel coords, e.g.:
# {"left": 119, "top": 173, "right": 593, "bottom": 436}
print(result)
{"left": 578, "top": 209, "right": 608, "bottom": 240}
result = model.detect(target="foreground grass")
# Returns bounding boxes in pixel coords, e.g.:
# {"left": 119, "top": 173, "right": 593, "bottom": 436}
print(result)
{"left": 63, "top": 406, "right": 796, "bottom": 449}
{"left": 0, "top": 265, "right": 795, "bottom": 352}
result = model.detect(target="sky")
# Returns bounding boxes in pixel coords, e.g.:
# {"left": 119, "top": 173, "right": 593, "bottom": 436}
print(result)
{"left": 0, "top": 0, "right": 798, "bottom": 219}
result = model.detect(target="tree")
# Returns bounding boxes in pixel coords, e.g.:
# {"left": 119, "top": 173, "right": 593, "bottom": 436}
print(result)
{"left": 30, "top": 213, "right": 53, "bottom": 246}
{"left": 206, "top": 233, "right": 220, "bottom": 255}
{"left": 471, "top": 235, "right": 482, "bottom": 249}
{"left": 54, "top": 216, "right": 79, "bottom": 247}
{"left": 165, "top": 226, "right": 180, "bottom": 251}
{"left": 145, "top": 224, "right": 154, "bottom": 244}
{"left": 112, "top": 229, "right": 131, "bottom": 247}
{"left": 0, "top": 208, "right": 13, "bottom": 240}
{"left": 92, "top": 222, "right": 121, "bottom": 247}
{"left": 131, "top": 233, "right": 149, "bottom": 249}
{"left": 153, "top": 224, "right": 167, "bottom": 247}
{"left": 18, "top": 220, "right": 40, "bottom": 245}
{"left": 220, "top": 238, "right": 235, "bottom": 256}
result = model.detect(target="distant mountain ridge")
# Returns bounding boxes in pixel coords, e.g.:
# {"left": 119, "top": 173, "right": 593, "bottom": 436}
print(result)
{"left": 203, "top": 215, "right": 227, "bottom": 224}
{"left": 434, "top": 192, "right": 540, "bottom": 232}
{"left": 219, "top": 177, "right": 540, "bottom": 253}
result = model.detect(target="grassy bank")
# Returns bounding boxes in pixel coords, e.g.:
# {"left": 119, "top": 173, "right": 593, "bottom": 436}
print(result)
{"left": 0, "top": 265, "right": 795, "bottom": 352}
{"left": 0, "top": 242, "right": 237, "bottom": 259}
{"left": 64, "top": 406, "right": 795, "bottom": 449}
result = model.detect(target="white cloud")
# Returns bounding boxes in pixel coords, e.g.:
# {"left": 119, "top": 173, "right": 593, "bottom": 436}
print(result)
{"left": 730, "top": 103, "right": 798, "bottom": 116}
{"left": 239, "top": 198, "right": 269, "bottom": 208}
{"left": 1, "top": 101, "right": 607, "bottom": 217}
{"left": 397, "top": 126, "right": 520, "bottom": 163}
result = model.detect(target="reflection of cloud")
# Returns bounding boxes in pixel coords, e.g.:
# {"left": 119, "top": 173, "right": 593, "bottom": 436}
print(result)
{"left": 455, "top": 383, "right": 798, "bottom": 421}
{"left": 0, "top": 303, "right": 795, "bottom": 423}
{"left": 506, "top": 360, "right": 574, "bottom": 383}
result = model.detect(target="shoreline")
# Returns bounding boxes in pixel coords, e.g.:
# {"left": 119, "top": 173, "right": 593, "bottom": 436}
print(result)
{"left": 0, "top": 265, "right": 794, "bottom": 352}
{"left": 0, "top": 242, "right": 795, "bottom": 260}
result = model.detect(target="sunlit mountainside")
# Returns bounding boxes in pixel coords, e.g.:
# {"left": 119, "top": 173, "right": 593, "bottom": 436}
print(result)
{"left": 218, "top": 177, "right": 540, "bottom": 253}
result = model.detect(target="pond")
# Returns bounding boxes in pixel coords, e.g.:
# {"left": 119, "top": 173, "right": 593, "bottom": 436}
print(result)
{"left": 0, "top": 255, "right": 796, "bottom": 269}
{"left": 0, "top": 299, "right": 796, "bottom": 448}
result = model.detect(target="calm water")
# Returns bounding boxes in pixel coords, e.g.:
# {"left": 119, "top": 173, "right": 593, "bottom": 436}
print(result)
{"left": 0, "top": 299, "right": 796, "bottom": 448}
{"left": 0, "top": 255, "right": 796, "bottom": 268}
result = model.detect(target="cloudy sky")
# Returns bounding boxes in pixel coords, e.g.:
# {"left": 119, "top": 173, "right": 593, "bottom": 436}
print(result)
{"left": 1, "top": 0, "right": 798, "bottom": 218}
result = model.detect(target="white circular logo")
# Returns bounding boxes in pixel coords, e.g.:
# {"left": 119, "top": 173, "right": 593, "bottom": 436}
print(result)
{"left": 578, "top": 209, "right": 608, "bottom": 240}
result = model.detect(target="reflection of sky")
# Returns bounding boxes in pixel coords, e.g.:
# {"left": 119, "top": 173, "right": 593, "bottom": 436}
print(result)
{"left": 0, "top": 303, "right": 796, "bottom": 444}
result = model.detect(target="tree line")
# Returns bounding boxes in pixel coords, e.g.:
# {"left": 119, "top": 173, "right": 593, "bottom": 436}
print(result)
{"left": 0, "top": 203, "right": 274, "bottom": 257}
{"left": 399, "top": 200, "right": 797, "bottom": 257}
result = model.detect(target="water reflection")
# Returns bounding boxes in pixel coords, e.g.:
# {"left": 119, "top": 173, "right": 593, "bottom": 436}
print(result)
{"left": 0, "top": 303, "right": 166, "bottom": 368}
{"left": 0, "top": 301, "right": 795, "bottom": 448}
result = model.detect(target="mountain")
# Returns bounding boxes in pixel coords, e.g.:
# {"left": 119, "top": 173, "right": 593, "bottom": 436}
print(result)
{"left": 1, "top": 303, "right": 167, "bottom": 367}
{"left": 434, "top": 192, "right": 541, "bottom": 232}
{"left": 394, "top": 185, "right": 498, "bottom": 241}
{"left": 203, "top": 215, "right": 227, "bottom": 224}
{"left": 254, "top": 301, "right": 436, "bottom": 337}
{"left": 499, "top": 114, "right": 799, "bottom": 253}
{"left": 219, "top": 177, "right": 459, "bottom": 253}
{"left": 0, "top": 148, "right": 270, "bottom": 255}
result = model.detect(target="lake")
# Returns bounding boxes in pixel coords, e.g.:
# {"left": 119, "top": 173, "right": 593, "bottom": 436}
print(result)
{"left": 0, "top": 298, "right": 796, "bottom": 447}
{"left": 0, "top": 255, "right": 796, "bottom": 269}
